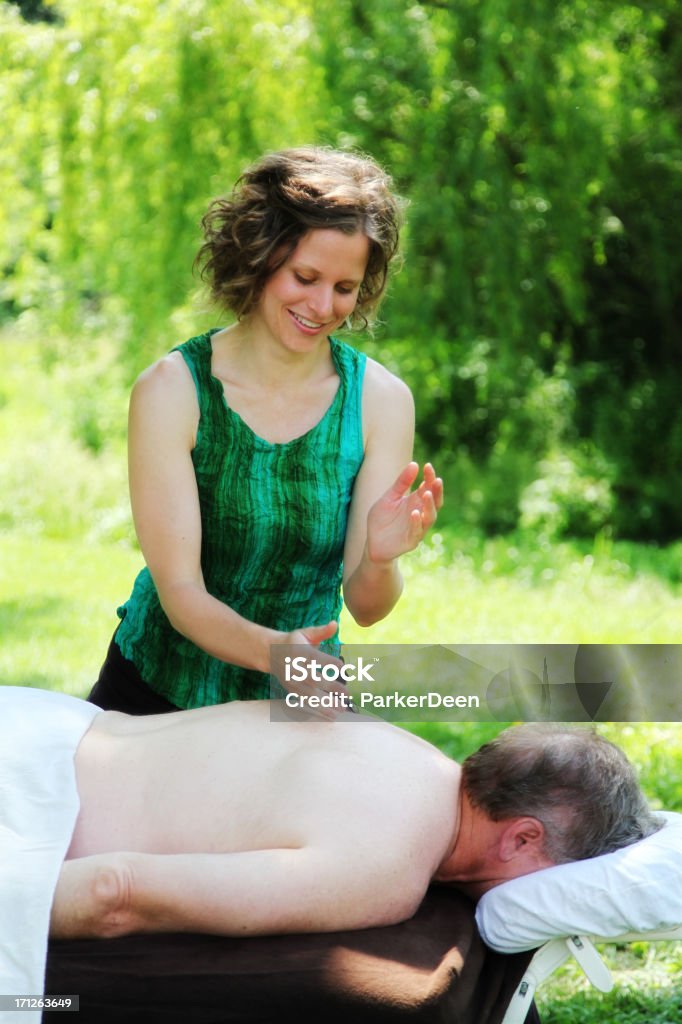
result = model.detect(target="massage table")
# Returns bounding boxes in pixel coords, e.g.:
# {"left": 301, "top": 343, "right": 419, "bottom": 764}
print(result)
{"left": 43, "top": 888, "right": 539, "bottom": 1024}
{"left": 501, "top": 925, "right": 682, "bottom": 1024}
{"left": 42, "top": 901, "right": 682, "bottom": 1024}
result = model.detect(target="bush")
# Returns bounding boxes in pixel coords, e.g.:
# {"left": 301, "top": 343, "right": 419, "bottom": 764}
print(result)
{"left": 520, "top": 448, "right": 615, "bottom": 539}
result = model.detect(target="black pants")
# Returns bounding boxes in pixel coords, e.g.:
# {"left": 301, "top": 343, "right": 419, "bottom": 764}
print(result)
{"left": 88, "top": 634, "right": 179, "bottom": 715}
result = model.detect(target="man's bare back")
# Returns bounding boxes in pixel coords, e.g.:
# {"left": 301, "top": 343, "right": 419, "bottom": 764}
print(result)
{"left": 69, "top": 702, "right": 460, "bottom": 860}
{"left": 55, "top": 702, "right": 460, "bottom": 939}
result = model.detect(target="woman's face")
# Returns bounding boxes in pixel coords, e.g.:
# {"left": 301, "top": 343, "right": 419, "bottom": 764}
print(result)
{"left": 253, "top": 229, "right": 369, "bottom": 353}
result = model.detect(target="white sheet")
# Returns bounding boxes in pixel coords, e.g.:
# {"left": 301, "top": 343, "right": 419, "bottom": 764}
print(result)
{"left": 0, "top": 686, "right": 101, "bottom": 1023}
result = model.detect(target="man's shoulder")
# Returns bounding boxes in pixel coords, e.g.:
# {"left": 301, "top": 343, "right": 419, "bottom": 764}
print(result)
{"left": 330, "top": 725, "right": 458, "bottom": 853}
{"left": 351, "top": 719, "right": 458, "bottom": 778}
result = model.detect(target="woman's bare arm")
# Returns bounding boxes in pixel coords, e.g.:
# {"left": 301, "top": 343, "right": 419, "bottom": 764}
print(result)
{"left": 342, "top": 360, "right": 443, "bottom": 626}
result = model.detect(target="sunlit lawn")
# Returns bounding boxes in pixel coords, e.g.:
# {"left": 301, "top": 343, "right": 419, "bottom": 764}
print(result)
{"left": 0, "top": 534, "right": 143, "bottom": 696}
{"left": 345, "top": 548, "right": 682, "bottom": 646}
{"left": 2, "top": 528, "right": 682, "bottom": 696}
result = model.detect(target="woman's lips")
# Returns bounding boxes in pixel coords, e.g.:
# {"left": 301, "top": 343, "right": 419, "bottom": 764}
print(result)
{"left": 289, "top": 310, "right": 326, "bottom": 332}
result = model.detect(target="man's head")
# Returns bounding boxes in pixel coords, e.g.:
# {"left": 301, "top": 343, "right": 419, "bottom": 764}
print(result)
{"left": 461, "top": 723, "right": 661, "bottom": 865}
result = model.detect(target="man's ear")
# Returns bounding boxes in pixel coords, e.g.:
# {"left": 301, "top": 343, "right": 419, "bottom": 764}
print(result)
{"left": 498, "top": 817, "right": 552, "bottom": 868}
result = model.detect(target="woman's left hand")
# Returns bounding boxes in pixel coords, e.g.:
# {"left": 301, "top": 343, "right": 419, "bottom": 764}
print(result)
{"left": 365, "top": 462, "right": 443, "bottom": 565}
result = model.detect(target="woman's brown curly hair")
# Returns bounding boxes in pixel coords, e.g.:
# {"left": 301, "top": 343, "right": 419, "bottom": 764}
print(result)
{"left": 195, "top": 147, "right": 404, "bottom": 330}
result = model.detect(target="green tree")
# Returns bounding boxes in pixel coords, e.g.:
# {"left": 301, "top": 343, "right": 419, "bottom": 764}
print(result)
{"left": 1, "top": 0, "right": 323, "bottom": 368}
{"left": 2, "top": 0, "right": 680, "bottom": 537}
{"left": 314, "top": 0, "right": 682, "bottom": 537}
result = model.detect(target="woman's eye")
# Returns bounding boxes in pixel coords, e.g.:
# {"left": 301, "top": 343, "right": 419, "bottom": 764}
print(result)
{"left": 293, "top": 272, "right": 355, "bottom": 295}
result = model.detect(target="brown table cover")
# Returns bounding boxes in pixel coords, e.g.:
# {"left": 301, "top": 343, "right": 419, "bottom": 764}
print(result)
{"left": 44, "top": 887, "right": 537, "bottom": 1024}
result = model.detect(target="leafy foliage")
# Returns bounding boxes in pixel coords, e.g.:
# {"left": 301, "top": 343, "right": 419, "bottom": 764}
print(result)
{"left": 2, "top": 0, "right": 681, "bottom": 537}
{"left": 315, "top": 0, "right": 682, "bottom": 538}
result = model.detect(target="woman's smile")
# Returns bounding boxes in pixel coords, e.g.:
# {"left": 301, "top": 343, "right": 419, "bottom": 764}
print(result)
{"left": 288, "top": 310, "right": 328, "bottom": 333}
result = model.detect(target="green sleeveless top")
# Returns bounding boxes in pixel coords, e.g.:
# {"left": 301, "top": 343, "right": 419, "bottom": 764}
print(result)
{"left": 115, "top": 329, "right": 366, "bottom": 708}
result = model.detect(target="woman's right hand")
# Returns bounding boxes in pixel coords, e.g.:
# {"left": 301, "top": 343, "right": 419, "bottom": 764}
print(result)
{"left": 270, "top": 621, "right": 353, "bottom": 717}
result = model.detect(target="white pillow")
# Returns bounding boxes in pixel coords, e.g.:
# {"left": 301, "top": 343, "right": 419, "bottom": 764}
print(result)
{"left": 476, "top": 811, "right": 682, "bottom": 952}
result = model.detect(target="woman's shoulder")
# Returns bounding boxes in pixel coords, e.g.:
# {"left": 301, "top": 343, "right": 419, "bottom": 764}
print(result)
{"left": 128, "top": 351, "right": 202, "bottom": 449}
{"left": 362, "top": 354, "right": 414, "bottom": 411}
{"left": 133, "top": 330, "right": 217, "bottom": 399}
{"left": 330, "top": 337, "right": 411, "bottom": 400}
{"left": 358, "top": 355, "right": 415, "bottom": 450}
{"left": 130, "top": 350, "right": 205, "bottom": 424}
{"left": 133, "top": 350, "right": 193, "bottom": 395}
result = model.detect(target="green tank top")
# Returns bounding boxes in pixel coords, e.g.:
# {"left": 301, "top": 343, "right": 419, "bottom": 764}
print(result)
{"left": 115, "top": 329, "right": 366, "bottom": 708}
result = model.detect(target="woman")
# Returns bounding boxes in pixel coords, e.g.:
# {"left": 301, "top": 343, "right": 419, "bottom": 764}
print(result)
{"left": 89, "top": 146, "right": 443, "bottom": 714}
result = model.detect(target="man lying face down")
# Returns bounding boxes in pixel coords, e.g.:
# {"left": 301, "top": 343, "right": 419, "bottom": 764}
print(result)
{"left": 51, "top": 701, "right": 659, "bottom": 940}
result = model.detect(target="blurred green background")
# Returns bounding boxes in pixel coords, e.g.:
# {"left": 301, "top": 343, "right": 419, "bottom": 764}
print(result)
{"left": 2, "top": 0, "right": 682, "bottom": 539}
{"left": 0, "top": 4, "right": 681, "bottom": 1017}
{"left": 1, "top": 0, "right": 680, "bottom": 688}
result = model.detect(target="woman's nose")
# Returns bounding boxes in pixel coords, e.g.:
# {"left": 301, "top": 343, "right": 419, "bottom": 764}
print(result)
{"left": 308, "top": 285, "right": 335, "bottom": 319}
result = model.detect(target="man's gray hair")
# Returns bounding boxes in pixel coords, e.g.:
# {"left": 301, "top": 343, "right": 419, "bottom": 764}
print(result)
{"left": 462, "top": 724, "right": 662, "bottom": 863}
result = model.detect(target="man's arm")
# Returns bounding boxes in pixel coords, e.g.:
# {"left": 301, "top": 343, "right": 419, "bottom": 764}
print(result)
{"left": 51, "top": 845, "right": 427, "bottom": 940}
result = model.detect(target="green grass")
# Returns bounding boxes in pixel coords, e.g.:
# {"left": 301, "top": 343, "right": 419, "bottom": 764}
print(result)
{"left": 536, "top": 939, "right": 682, "bottom": 1023}
{"left": 2, "top": 527, "right": 681, "bottom": 694}
{"left": 341, "top": 524, "right": 682, "bottom": 646}
{"left": 0, "top": 533, "right": 142, "bottom": 696}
